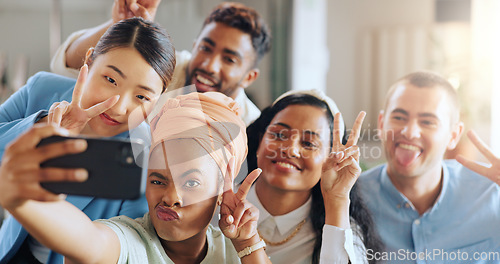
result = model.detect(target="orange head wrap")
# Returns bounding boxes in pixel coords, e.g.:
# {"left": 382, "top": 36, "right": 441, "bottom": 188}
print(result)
{"left": 148, "top": 92, "right": 247, "bottom": 180}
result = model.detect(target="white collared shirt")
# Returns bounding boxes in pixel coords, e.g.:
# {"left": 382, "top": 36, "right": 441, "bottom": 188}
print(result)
{"left": 247, "top": 185, "right": 367, "bottom": 264}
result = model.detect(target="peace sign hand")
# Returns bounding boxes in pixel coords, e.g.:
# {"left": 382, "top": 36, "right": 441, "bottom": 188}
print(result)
{"left": 457, "top": 130, "right": 500, "bottom": 185}
{"left": 47, "top": 64, "right": 120, "bottom": 134}
{"left": 219, "top": 158, "right": 261, "bottom": 243}
{"left": 321, "top": 111, "right": 366, "bottom": 202}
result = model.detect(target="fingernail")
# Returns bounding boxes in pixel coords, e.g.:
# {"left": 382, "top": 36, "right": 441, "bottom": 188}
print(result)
{"left": 227, "top": 215, "right": 234, "bottom": 224}
{"left": 75, "top": 170, "right": 88, "bottom": 181}
{"left": 74, "top": 139, "right": 87, "bottom": 150}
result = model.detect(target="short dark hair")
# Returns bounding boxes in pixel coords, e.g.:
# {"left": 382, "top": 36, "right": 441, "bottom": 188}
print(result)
{"left": 385, "top": 70, "right": 460, "bottom": 125}
{"left": 203, "top": 2, "right": 271, "bottom": 65}
{"left": 89, "top": 17, "right": 176, "bottom": 93}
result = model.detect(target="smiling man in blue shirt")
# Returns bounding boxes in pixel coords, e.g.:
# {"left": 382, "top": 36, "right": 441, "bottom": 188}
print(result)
{"left": 358, "top": 70, "right": 500, "bottom": 263}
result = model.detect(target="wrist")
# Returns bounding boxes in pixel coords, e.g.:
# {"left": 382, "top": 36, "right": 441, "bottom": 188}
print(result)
{"left": 1, "top": 197, "right": 26, "bottom": 213}
{"left": 235, "top": 236, "right": 266, "bottom": 260}
{"left": 323, "top": 195, "right": 350, "bottom": 210}
{"left": 36, "top": 114, "right": 48, "bottom": 124}
{"left": 232, "top": 233, "right": 261, "bottom": 252}
{"left": 324, "top": 198, "right": 350, "bottom": 228}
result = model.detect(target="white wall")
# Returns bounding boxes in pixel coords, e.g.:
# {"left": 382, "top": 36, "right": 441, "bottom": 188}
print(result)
{"left": 0, "top": 0, "right": 111, "bottom": 92}
{"left": 290, "top": 0, "right": 329, "bottom": 92}
{"left": 326, "top": 0, "right": 434, "bottom": 127}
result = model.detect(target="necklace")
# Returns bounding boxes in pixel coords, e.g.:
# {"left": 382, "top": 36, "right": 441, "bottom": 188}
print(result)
{"left": 257, "top": 219, "right": 307, "bottom": 246}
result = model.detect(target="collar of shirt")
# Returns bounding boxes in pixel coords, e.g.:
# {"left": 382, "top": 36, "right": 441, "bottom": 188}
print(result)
{"left": 380, "top": 163, "right": 450, "bottom": 215}
{"left": 247, "top": 185, "right": 312, "bottom": 236}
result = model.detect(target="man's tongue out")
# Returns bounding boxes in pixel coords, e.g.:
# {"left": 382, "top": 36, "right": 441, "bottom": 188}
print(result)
{"left": 395, "top": 144, "right": 421, "bottom": 166}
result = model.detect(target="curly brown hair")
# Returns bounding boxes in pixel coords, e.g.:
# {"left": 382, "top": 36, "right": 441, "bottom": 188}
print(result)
{"left": 203, "top": 2, "right": 271, "bottom": 65}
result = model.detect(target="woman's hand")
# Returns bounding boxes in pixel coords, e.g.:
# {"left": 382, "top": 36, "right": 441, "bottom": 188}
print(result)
{"left": 0, "top": 124, "right": 88, "bottom": 210}
{"left": 321, "top": 111, "right": 366, "bottom": 199}
{"left": 47, "top": 64, "right": 119, "bottom": 134}
{"left": 219, "top": 159, "right": 261, "bottom": 246}
{"left": 219, "top": 163, "right": 269, "bottom": 262}
{"left": 320, "top": 111, "right": 365, "bottom": 228}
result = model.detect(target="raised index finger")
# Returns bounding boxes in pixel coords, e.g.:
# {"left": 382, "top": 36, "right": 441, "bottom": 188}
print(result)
{"left": 346, "top": 111, "right": 366, "bottom": 147}
{"left": 235, "top": 168, "right": 262, "bottom": 201}
{"left": 71, "top": 64, "right": 88, "bottom": 107}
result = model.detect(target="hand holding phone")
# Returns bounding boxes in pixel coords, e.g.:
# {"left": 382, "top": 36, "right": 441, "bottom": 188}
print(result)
{"left": 38, "top": 135, "right": 148, "bottom": 200}
{"left": 0, "top": 124, "right": 86, "bottom": 210}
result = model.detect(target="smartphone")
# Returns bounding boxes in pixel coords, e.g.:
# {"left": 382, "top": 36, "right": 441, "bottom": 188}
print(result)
{"left": 37, "top": 135, "right": 148, "bottom": 200}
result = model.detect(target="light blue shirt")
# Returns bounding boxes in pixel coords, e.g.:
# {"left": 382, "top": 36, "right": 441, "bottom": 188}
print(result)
{"left": 358, "top": 160, "right": 500, "bottom": 263}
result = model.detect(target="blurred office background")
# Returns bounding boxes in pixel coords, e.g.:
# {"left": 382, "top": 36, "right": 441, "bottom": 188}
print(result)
{"left": 1, "top": 0, "right": 499, "bottom": 224}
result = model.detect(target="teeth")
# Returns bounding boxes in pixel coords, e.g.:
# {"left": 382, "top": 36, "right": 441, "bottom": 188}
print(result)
{"left": 398, "top": 144, "right": 420, "bottom": 152}
{"left": 276, "top": 161, "right": 297, "bottom": 169}
{"left": 196, "top": 75, "right": 215, "bottom": 86}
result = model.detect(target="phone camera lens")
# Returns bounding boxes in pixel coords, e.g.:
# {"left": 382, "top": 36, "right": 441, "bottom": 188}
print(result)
{"left": 118, "top": 143, "right": 136, "bottom": 166}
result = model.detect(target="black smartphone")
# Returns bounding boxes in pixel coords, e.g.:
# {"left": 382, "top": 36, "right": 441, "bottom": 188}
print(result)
{"left": 37, "top": 135, "right": 148, "bottom": 200}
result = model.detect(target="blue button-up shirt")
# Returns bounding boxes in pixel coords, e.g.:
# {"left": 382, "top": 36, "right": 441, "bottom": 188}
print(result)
{"left": 358, "top": 160, "right": 500, "bottom": 263}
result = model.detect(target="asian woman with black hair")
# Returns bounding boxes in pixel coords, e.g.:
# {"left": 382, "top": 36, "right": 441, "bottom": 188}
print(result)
{"left": 0, "top": 17, "right": 175, "bottom": 263}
